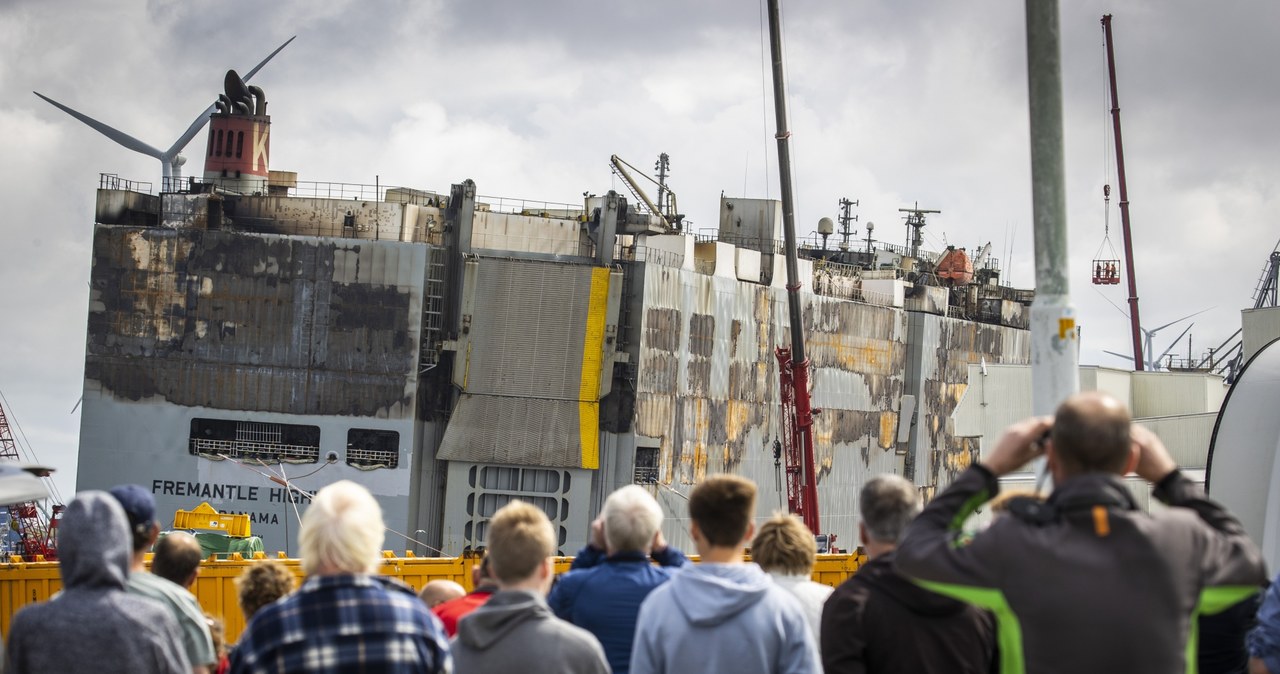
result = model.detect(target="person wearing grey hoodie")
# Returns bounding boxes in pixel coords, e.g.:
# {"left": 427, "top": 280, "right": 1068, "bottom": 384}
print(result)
{"left": 452, "top": 500, "right": 609, "bottom": 674}
{"left": 5, "top": 491, "right": 190, "bottom": 674}
{"left": 630, "top": 475, "right": 819, "bottom": 674}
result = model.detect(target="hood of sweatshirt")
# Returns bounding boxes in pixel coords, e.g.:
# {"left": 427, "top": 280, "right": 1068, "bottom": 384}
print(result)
{"left": 863, "top": 552, "right": 972, "bottom": 618}
{"left": 457, "top": 589, "right": 551, "bottom": 650}
{"left": 58, "top": 490, "right": 132, "bottom": 592}
{"left": 667, "top": 563, "right": 771, "bottom": 627}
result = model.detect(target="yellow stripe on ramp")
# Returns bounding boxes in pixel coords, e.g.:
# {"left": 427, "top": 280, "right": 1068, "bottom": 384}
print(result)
{"left": 578, "top": 267, "right": 610, "bottom": 469}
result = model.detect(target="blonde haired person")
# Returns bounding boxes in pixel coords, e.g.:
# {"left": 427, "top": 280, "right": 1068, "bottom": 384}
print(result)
{"left": 230, "top": 481, "right": 450, "bottom": 673}
{"left": 752, "top": 513, "right": 832, "bottom": 640}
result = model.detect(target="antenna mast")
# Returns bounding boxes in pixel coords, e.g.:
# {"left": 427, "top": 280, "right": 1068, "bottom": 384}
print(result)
{"left": 1102, "top": 14, "right": 1146, "bottom": 371}
{"left": 898, "top": 202, "right": 941, "bottom": 259}
{"left": 837, "top": 198, "right": 858, "bottom": 250}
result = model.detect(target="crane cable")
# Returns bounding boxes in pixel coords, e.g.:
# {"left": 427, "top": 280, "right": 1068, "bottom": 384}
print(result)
{"left": 1094, "top": 28, "right": 1121, "bottom": 271}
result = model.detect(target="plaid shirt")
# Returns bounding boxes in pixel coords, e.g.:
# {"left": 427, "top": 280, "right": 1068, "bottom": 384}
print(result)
{"left": 229, "top": 573, "right": 451, "bottom": 674}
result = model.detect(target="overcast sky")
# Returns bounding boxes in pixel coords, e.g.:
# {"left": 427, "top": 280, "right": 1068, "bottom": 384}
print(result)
{"left": 1, "top": 0, "right": 1277, "bottom": 498}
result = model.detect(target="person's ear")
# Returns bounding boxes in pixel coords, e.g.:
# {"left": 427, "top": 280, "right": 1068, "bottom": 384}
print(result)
{"left": 742, "top": 521, "right": 756, "bottom": 546}
{"left": 689, "top": 521, "right": 703, "bottom": 544}
{"left": 859, "top": 522, "right": 869, "bottom": 546}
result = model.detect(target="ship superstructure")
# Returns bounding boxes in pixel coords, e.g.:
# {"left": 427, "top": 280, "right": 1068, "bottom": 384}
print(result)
{"left": 76, "top": 73, "right": 1034, "bottom": 556}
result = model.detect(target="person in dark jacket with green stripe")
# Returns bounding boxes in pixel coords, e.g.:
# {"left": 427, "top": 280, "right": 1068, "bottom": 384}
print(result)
{"left": 896, "top": 391, "right": 1267, "bottom": 674}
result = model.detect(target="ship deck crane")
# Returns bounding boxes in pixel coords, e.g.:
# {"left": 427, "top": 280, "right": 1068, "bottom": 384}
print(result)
{"left": 0, "top": 401, "right": 62, "bottom": 561}
{"left": 608, "top": 154, "right": 684, "bottom": 231}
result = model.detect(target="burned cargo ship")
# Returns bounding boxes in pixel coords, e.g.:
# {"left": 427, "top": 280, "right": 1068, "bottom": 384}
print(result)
{"left": 75, "top": 74, "right": 1032, "bottom": 555}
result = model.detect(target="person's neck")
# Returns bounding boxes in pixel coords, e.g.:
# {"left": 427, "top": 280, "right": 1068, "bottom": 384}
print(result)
{"left": 129, "top": 551, "right": 147, "bottom": 573}
{"left": 499, "top": 577, "right": 547, "bottom": 594}
{"left": 697, "top": 544, "right": 744, "bottom": 564}
{"left": 864, "top": 540, "right": 895, "bottom": 560}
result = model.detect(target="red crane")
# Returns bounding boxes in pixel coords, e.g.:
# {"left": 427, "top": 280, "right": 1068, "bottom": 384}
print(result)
{"left": 765, "top": 0, "right": 825, "bottom": 544}
{"left": 775, "top": 348, "right": 821, "bottom": 535}
{"left": 0, "top": 402, "right": 62, "bottom": 561}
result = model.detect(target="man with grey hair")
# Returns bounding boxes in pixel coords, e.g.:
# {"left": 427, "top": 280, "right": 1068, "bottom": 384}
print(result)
{"left": 548, "top": 484, "right": 688, "bottom": 673}
{"left": 230, "top": 480, "right": 450, "bottom": 673}
{"left": 820, "top": 474, "right": 996, "bottom": 673}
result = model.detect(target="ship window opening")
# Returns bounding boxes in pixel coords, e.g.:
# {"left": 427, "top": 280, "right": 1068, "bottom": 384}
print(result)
{"left": 634, "top": 447, "right": 659, "bottom": 484}
{"left": 215, "top": 130, "right": 224, "bottom": 157}
{"left": 345, "top": 429, "right": 399, "bottom": 470}
{"left": 477, "top": 467, "right": 561, "bottom": 493}
{"left": 188, "top": 418, "right": 320, "bottom": 463}
{"left": 224, "top": 131, "right": 234, "bottom": 158}
{"left": 235, "top": 131, "right": 244, "bottom": 159}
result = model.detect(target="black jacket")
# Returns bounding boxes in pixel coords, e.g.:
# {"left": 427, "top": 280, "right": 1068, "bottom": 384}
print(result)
{"left": 820, "top": 551, "right": 997, "bottom": 674}
{"left": 895, "top": 466, "right": 1267, "bottom": 674}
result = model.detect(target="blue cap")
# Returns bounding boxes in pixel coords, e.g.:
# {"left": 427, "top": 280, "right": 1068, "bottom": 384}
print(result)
{"left": 108, "top": 484, "right": 156, "bottom": 533}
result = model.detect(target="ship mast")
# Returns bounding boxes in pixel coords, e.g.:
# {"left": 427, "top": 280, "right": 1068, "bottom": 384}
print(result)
{"left": 1102, "top": 14, "right": 1145, "bottom": 371}
{"left": 765, "top": 0, "right": 821, "bottom": 536}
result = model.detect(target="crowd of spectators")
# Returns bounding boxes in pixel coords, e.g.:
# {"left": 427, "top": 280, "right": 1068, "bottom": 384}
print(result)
{"left": 7, "top": 390, "right": 1280, "bottom": 674}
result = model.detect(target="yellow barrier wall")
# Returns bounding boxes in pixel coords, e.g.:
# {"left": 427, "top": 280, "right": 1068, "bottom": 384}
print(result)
{"left": 0, "top": 551, "right": 865, "bottom": 643}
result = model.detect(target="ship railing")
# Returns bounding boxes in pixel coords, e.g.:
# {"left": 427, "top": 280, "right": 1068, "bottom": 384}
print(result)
{"left": 100, "top": 173, "right": 154, "bottom": 194}
{"left": 694, "top": 230, "right": 787, "bottom": 255}
{"left": 947, "top": 305, "right": 967, "bottom": 319}
{"left": 615, "top": 243, "right": 685, "bottom": 268}
{"left": 189, "top": 438, "right": 320, "bottom": 464}
{"left": 812, "top": 259, "right": 861, "bottom": 279}
{"left": 860, "top": 269, "right": 901, "bottom": 280}
{"left": 811, "top": 278, "right": 896, "bottom": 307}
{"left": 475, "top": 193, "right": 583, "bottom": 219}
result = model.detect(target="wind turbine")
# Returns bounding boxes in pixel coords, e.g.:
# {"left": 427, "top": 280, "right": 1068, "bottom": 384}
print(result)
{"left": 1095, "top": 289, "right": 1210, "bottom": 371}
{"left": 33, "top": 36, "right": 295, "bottom": 187}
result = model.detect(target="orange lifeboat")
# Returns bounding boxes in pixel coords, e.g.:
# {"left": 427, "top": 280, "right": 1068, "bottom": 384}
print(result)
{"left": 935, "top": 246, "right": 973, "bottom": 285}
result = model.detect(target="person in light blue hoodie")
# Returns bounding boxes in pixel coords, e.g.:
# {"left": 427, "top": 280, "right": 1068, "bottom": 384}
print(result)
{"left": 629, "top": 475, "right": 820, "bottom": 674}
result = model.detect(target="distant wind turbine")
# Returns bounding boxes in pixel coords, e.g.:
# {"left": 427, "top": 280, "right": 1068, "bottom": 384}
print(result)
{"left": 1094, "top": 288, "right": 1210, "bottom": 371}
{"left": 34, "top": 36, "right": 295, "bottom": 186}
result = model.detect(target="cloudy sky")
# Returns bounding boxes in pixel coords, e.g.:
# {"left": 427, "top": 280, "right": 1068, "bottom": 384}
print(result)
{"left": 1, "top": 0, "right": 1276, "bottom": 497}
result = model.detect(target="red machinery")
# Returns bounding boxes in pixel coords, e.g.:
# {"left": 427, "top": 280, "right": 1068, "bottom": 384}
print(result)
{"left": 776, "top": 347, "right": 821, "bottom": 536}
{"left": 0, "top": 402, "right": 62, "bottom": 560}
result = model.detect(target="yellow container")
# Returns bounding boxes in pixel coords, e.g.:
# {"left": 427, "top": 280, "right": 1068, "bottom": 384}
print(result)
{"left": 0, "top": 550, "right": 865, "bottom": 644}
{"left": 173, "top": 502, "right": 253, "bottom": 538}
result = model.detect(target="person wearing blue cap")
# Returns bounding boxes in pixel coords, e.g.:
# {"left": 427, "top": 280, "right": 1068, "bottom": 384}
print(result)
{"left": 109, "top": 484, "right": 217, "bottom": 674}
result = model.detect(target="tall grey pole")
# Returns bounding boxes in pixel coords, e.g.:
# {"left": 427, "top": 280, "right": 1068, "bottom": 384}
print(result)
{"left": 1025, "top": 0, "right": 1079, "bottom": 420}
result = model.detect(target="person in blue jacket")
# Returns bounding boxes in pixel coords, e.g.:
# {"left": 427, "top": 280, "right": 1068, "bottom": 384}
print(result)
{"left": 548, "top": 485, "right": 688, "bottom": 673}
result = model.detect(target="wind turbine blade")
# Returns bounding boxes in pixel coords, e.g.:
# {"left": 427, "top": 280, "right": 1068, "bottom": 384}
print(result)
{"left": 167, "top": 103, "right": 217, "bottom": 157}
{"left": 1153, "top": 323, "right": 1196, "bottom": 366}
{"left": 1149, "top": 308, "right": 1213, "bottom": 334}
{"left": 242, "top": 36, "right": 296, "bottom": 82}
{"left": 1102, "top": 350, "right": 1137, "bottom": 365}
{"left": 164, "top": 36, "right": 295, "bottom": 157}
{"left": 34, "top": 91, "right": 164, "bottom": 158}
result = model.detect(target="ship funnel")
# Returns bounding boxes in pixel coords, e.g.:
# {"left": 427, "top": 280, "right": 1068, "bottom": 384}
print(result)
{"left": 203, "top": 69, "right": 272, "bottom": 194}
